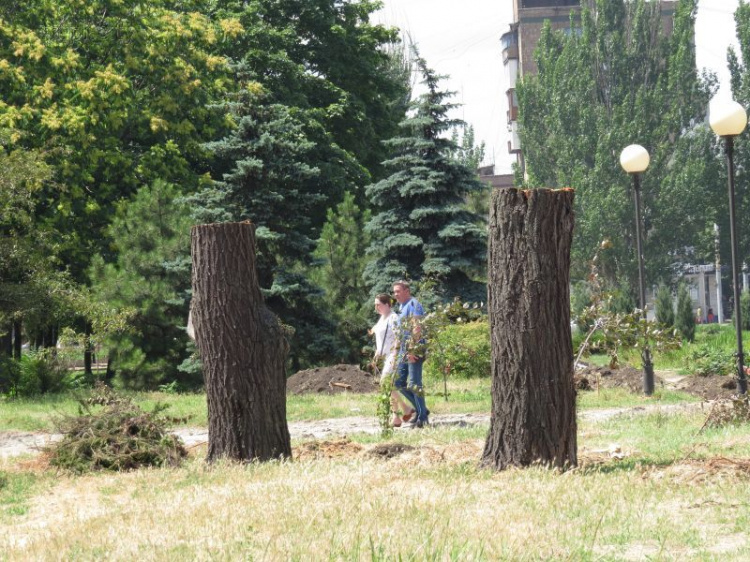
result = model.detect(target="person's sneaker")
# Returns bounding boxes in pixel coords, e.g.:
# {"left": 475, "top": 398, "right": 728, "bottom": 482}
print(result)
{"left": 409, "top": 418, "right": 428, "bottom": 429}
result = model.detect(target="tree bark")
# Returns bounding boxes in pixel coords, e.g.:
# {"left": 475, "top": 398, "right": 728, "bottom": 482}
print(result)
{"left": 1, "top": 323, "right": 11, "bottom": 357}
{"left": 84, "top": 324, "right": 93, "bottom": 377}
{"left": 482, "top": 188, "right": 577, "bottom": 471}
{"left": 12, "top": 320, "right": 22, "bottom": 360}
{"left": 191, "top": 221, "right": 292, "bottom": 462}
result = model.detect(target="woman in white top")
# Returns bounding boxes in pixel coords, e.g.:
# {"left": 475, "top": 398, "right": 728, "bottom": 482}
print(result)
{"left": 372, "top": 294, "right": 414, "bottom": 427}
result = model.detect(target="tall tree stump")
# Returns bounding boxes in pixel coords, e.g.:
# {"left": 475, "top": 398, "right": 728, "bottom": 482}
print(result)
{"left": 191, "top": 222, "right": 291, "bottom": 462}
{"left": 482, "top": 188, "right": 577, "bottom": 470}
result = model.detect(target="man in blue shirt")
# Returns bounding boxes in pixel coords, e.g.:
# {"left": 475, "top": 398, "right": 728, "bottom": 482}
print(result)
{"left": 393, "top": 280, "right": 429, "bottom": 428}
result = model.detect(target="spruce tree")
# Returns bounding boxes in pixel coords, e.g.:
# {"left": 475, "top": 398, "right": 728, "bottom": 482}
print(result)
{"left": 675, "top": 284, "right": 696, "bottom": 342}
{"left": 195, "top": 87, "right": 340, "bottom": 368}
{"left": 655, "top": 285, "right": 675, "bottom": 328}
{"left": 364, "top": 49, "right": 487, "bottom": 302}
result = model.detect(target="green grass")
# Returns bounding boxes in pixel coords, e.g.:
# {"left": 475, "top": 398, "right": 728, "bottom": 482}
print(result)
{"left": 578, "top": 386, "right": 698, "bottom": 409}
{"left": 613, "top": 323, "right": 747, "bottom": 373}
{"left": 0, "top": 471, "right": 44, "bottom": 521}
{"left": 0, "top": 376, "right": 705, "bottom": 433}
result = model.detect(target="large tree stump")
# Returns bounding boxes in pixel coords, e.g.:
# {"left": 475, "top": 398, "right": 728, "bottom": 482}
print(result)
{"left": 482, "top": 188, "right": 577, "bottom": 470}
{"left": 191, "top": 222, "right": 291, "bottom": 462}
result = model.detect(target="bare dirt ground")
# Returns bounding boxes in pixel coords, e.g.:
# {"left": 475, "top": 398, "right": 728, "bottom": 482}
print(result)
{"left": 577, "top": 364, "right": 741, "bottom": 400}
{"left": 0, "top": 364, "right": 739, "bottom": 459}
{"left": 0, "top": 403, "right": 708, "bottom": 459}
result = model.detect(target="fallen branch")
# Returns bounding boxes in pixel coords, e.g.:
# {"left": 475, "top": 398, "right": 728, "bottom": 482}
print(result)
{"left": 330, "top": 381, "right": 352, "bottom": 390}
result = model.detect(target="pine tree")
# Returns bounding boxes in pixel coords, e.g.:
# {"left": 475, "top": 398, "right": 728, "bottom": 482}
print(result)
{"left": 364, "top": 49, "right": 487, "bottom": 302}
{"left": 89, "top": 180, "right": 195, "bottom": 388}
{"left": 312, "top": 191, "right": 372, "bottom": 362}
{"left": 675, "top": 284, "right": 696, "bottom": 342}
{"left": 655, "top": 285, "right": 675, "bottom": 327}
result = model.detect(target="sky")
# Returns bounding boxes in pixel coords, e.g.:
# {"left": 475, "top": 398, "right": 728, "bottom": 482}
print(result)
{"left": 375, "top": 0, "right": 742, "bottom": 175}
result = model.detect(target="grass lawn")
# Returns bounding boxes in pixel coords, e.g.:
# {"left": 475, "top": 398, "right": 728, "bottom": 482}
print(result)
{"left": 1, "top": 404, "right": 750, "bottom": 560}
{"left": 0, "top": 374, "right": 699, "bottom": 433}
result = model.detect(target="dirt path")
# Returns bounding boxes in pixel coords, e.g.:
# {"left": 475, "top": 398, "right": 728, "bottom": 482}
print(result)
{"left": 0, "top": 402, "right": 708, "bottom": 459}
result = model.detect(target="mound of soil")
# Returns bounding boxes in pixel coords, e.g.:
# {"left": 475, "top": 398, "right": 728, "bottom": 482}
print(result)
{"left": 294, "top": 439, "right": 364, "bottom": 460}
{"left": 674, "top": 375, "right": 739, "bottom": 401}
{"left": 576, "top": 364, "right": 742, "bottom": 401}
{"left": 575, "top": 365, "right": 662, "bottom": 394}
{"left": 286, "top": 363, "right": 379, "bottom": 395}
{"left": 366, "top": 443, "right": 415, "bottom": 459}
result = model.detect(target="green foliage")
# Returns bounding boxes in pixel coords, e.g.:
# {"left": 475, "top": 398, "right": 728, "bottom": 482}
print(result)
{"left": 0, "top": 146, "right": 80, "bottom": 337}
{"left": 675, "top": 284, "right": 696, "bottom": 342}
{"left": 575, "top": 245, "right": 681, "bottom": 368}
{"left": 424, "top": 321, "right": 490, "bottom": 381}
{"left": 312, "top": 192, "right": 372, "bottom": 362}
{"left": 376, "top": 375, "right": 394, "bottom": 438}
{"left": 728, "top": 2, "right": 750, "bottom": 269}
{"left": 518, "top": 0, "right": 720, "bottom": 287}
{"left": 0, "top": 350, "right": 69, "bottom": 397}
{"left": 89, "top": 180, "right": 195, "bottom": 389}
{"left": 0, "top": 356, "right": 20, "bottom": 395}
{"left": 686, "top": 343, "right": 733, "bottom": 377}
{"left": 47, "top": 384, "right": 187, "bottom": 473}
{"left": 741, "top": 290, "right": 750, "bottom": 331}
{"left": 419, "top": 299, "right": 489, "bottom": 400}
{"left": 571, "top": 280, "right": 594, "bottom": 332}
{"left": 364, "top": 48, "right": 487, "bottom": 300}
{"left": 15, "top": 351, "right": 69, "bottom": 397}
{"left": 655, "top": 285, "right": 675, "bottom": 328}
{"left": 0, "top": 0, "right": 231, "bottom": 282}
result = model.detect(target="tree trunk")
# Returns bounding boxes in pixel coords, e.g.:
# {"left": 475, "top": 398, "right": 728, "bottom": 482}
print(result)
{"left": 191, "top": 221, "right": 292, "bottom": 462}
{"left": 84, "top": 324, "right": 93, "bottom": 377}
{"left": 482, "top": 188, "right": 577, "bottom": 471}
{"left": 1, "top": 323, "right": 11, "bottom": 357}
{"left": 12, "top": 320, "right": 22, "bottom": 360}
{"left": 105, "top": 356, "right": 115, "bottom": 382}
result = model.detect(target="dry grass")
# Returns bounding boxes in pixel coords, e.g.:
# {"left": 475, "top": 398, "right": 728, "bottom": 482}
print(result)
{"left": 2, "top": 423, "right": 750, "bottom": 561}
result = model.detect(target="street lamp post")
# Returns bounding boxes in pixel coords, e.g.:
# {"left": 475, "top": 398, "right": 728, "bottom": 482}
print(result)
{"left": 620, "top": 144, "right": 655, "bottom": 396}
{"left": 710, "top": 98, "right": 749, "bottom": 395}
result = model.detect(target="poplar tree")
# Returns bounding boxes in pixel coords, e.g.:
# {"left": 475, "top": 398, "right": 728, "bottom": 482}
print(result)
{"left": 365, "top": 50, "right": 487, "bottom": 302}
{"left": 517, "top": 0, "right": 722, "bottom": 289}
{"left": 728, "top": 1, "right": 750, "bottom": 265}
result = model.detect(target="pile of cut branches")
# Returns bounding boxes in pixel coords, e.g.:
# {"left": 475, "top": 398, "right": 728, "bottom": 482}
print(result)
{"left": 702, "top": 394, "right": 750, "bottom": 430}
{"left": 47, "top": 383, "right": 187, "bottom": 473}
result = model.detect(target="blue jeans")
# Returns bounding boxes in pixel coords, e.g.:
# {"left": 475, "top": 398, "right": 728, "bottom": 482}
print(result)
{"left": 394, "top": 359, "right": 428, "bottom": 422}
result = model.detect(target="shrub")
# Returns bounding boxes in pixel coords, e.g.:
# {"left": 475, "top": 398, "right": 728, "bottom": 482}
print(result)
{"left": 425, "top": 320, "right": 490, "bottom": 381}
{"left": 47, "top": 384, "right": 187, "bottom": 473}
{"left": 15, "top": 350, "right": 69, "bottom": 397}
{"left": 570, "top": 280, "right": 593, "bottom": 332}
{"left": 675, "top": 284, "right": 696, "bottom": 342}
{"left": 608, "top": 283, "right": 636, "bottom": 314}
{"left": 0, "top": 356, "right": 20, "bottom": 395}
{"left": 655, "top": 285, "right": 675, "bottom": 328}
{"left": 741, "top": 290, "right": 750, "bottom": 331}
{"left": 687, "top": 344, "right": 733, "bottom": 376}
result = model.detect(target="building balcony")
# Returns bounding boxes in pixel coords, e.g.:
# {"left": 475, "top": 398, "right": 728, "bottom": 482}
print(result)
{"left": 502, "top": 44, "right": 519, "bottom": 63}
